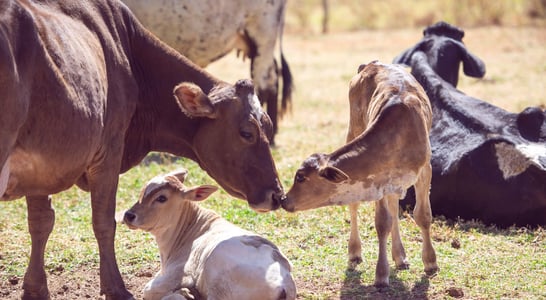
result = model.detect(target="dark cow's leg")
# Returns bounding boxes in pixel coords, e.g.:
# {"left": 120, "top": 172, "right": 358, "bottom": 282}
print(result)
{"left": 256, "top": 66, "right": 279, "bottom": 145}
{"left": 388, "top": 196, "right": 409, "bottom": 270}
{"left": 413, "top": 163, "right": 438, "bottom": 275}
{"left": 22, "top": 195, "right": 54, "bottom": 300}
{"left": 347, "top": 202, "right": 362, "bottom": 268}
{"left": 374, "top": 196, "right": 393, "bottom": 287}
{"left": 88, "top": 168, "right": 134, "bottom": 300}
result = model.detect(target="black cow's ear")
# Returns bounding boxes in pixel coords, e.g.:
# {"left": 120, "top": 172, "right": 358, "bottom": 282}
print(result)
{"left": 319, "top": 166, "right": 349, "bottom": 183}
{"left": 173, "top": 82, "right": 217, "bottom": 119}
{"left": 393, "top": 40, "right": 426, "bottom": 66}
{"left": 457, "top": 40, "right": 486, "bottom": 78}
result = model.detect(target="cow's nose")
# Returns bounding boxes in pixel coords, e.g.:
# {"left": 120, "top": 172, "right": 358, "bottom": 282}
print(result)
{"left": 123, "top": 211, "right": 136, "bottom": 223}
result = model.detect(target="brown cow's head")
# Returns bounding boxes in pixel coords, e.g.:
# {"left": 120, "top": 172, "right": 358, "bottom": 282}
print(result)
{"left": 173, "top": 79, "right": 283, "bottom": 212}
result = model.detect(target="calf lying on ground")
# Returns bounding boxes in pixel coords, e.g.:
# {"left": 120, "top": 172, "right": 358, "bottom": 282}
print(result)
{"left": 123, "top": 169, "right": 296, "bottom": 300}
{"left": 394, "top": 22, "right": 546, "bottom": 227}
{"left": 282, "top": 61, "right": 438, "bottom": 287}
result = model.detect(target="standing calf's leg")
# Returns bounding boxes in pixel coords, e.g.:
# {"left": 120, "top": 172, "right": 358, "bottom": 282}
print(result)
{"left": 374, "top": 197, "right": 393, "bottom": 287}
{"left": 23, "top": 195, "right": 55, "bottom": 300}
{"left": 413, "top": 163, "right": 438, "bottom": 275}
{"left": 388, "top": 196, "right": 409, "bottom": 270}
{"left": 348, "top": 202, "right": 362, "bottom": 267}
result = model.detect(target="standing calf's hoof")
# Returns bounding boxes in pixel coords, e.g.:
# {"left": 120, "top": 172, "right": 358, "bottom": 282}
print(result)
{"left": 348, "top": 256, "right": 363, "bottom": 269}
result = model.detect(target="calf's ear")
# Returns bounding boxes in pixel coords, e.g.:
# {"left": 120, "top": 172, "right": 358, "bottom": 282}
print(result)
{"left": 173, "top": 82, "right": 217, "bottom": 119}
{"left": 182, "top": 185, "right": 218, "bottom": 202}
{"left": 319, "top": 166, "right": 349, "bottom": 183}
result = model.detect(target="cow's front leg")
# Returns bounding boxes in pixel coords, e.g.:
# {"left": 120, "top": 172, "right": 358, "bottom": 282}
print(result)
{"left": 89, "top": 172, "right": 134, "bottom": 300}
{"left": 374, "top": 197, "right": 393, "bottom": 287}
{"left": 347, "top": 202, "right": 362, "bottom": 268}
{"left": 22, "top": 195, "right": 54, "bottom": 300}
{"left": 388, "top": 195, "right": 409, "bottom": 270}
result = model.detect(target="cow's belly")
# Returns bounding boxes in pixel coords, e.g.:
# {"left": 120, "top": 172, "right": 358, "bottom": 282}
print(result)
{"left": 330, "top": 171, "right": 418, "bottom": 206}
{"left": 1, "top": 144, "right": 95, "bottom": 201}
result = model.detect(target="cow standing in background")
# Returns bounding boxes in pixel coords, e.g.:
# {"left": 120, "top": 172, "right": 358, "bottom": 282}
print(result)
{"left": 282, "top": 61, "right": 438, "bottom": 287}
{"left": 0, "top": 0, "right": 283, "bottom": 299}
{"left": 123, "top": 0, "right": 293, "bottom": 144}
{"left": 394, "top": 22, "right": 546, "bottom": 227}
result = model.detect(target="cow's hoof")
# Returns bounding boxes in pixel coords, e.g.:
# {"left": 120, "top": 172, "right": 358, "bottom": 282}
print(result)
{"left": 21, "top": 290, "right": 50, "bottom": 300}
{"left": 425, "top": 265, "right": 439, "bottom": 277}
{"left": 396, "top": 261, "right": 410, "bottom": 270}
{"left": 348, "top": 256, "right": 362, "bottom": 269}
{"left": 373, "top": 279, "right": 389, "bottom": 289}
{"left": 104, "top": 290, "right": 135, "bottom": 300}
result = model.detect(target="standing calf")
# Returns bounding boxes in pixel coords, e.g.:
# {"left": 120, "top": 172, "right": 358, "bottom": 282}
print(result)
{"left": 123, "top": 169, "right": 296, "bottom": 300}
{"left": 282, "top": 61, "right": 438, "bottom": 286}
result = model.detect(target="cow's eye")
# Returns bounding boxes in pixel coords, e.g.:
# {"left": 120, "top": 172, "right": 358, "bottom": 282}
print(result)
{"left": 240, "top": 130, "right": 253, "bottom": 140}
{"left": 155, "top": 195, "right": 167, "bottom": 203}
{"left": 295, "top": 173, "right": 305, "bottom": 183}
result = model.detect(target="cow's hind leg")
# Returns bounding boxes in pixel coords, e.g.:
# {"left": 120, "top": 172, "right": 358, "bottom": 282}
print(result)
{"left": 374, "top": 196, "right": 394, "bottom": 287}
{"left": 388, "top": 196, "right": 409, "bottom": 270}
{"left": 22, "top": 195, "right": 54, "bottom": 300}
{"left": 413, "top": 163, "right": 438, "bottom": 275}
{"left": 348, "top": 202, "right": 362, "bottom": 268}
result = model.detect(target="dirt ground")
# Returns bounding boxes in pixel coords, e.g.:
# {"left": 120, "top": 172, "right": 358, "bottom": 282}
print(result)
{"left": 1, "top": 26, "right": 545, "bottom": 299}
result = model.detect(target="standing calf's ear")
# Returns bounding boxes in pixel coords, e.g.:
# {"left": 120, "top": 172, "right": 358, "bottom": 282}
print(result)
{"left": 173, "top": 82, "right": 217, "bottom": 118}
{"left": 319, "top": 166, "right": 349, "bottom": 183}
{"left": 182, "top": 185, "right": 219, "bottom": 202}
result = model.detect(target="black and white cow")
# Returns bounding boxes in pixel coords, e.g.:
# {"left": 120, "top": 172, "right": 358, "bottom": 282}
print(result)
{"left": 394, "top": 22, "right": 546, "bottom": 227}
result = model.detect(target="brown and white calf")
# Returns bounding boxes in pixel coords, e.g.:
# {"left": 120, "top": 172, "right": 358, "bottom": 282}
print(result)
{"left": 282, "top": 61, "right": 438, "bottom": 286}
{"left": 123, "top": 169, "right": 296, "bottom": 300}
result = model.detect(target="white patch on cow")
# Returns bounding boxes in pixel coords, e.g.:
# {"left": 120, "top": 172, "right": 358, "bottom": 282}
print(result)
{"left": 495, "top": 142, "right": 546, "bottom": 179}
{"left": 328, "top": 172, "right": 417, "bottom": 205}
{"left": 250, "top": 93, "right": 263, "bottom": 117}
{"left": 0, "top": 160, "right": 9, "bottom": 197}
{"left": 141, "top": 175, "right": 167, "bottom": 201}
{"left": 517, "top": 143, "right": 546, "bottom": 168}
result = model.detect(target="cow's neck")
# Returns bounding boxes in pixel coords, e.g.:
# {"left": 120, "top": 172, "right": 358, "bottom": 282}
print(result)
{"left": 121, "top": 24, "right": 221, "bottom": 172}
{"left": 154, "top": 202, "right": 220, "bottom": 267}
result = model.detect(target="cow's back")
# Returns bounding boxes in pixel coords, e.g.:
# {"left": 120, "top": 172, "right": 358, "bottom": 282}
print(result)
{"left": 1, "top": 0, "right": 137, "bottom": 199}
{"left": 122, "top": 0, "right": 283, "bottom": 67}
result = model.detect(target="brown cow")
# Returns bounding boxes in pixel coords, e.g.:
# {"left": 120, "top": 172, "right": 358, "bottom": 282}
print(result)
{"left": 0, "top": 0, "right": 283, "bottom": 299}
{"left": 282, "top": 61, "right": 438, "bottom": 287}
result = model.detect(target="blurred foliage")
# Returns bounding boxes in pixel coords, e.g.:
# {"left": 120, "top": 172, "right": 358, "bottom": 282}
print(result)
{"left": 286, "top": 0, "right": 546, "bottom": 33}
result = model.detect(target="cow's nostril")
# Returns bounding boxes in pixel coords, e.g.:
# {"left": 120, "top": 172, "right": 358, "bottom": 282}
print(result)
{"left": 124, "top": 211, "right": 136, "bottom": 223}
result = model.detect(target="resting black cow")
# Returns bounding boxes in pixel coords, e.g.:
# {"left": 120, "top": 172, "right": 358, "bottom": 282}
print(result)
{"left": 394, "top": 22, "right": 546, "bottom": 227}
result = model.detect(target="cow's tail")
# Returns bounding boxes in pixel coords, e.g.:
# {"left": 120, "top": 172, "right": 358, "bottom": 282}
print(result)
{"left": 278, "top": 0, "right": 293, "bottom": 117}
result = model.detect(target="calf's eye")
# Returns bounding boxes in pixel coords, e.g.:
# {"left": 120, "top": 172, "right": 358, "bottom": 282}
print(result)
{"left": 295, "top": 174, "right": 305, "bottom": 183}
{"left": 155, "top": 195, "right": 167, "bottom": 203}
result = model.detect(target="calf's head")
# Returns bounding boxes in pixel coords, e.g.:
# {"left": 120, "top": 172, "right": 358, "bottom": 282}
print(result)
{"left": 173, "top": 79, "right": 283, "bottom": 212}
{"left": 123, "top": 169, "right": 218, "bottom": 232}
{"left": 282, "top": 153, "right": 350, "bottom": 212}
{"left": 393, "top": 21, "right": 485, "bottom": 87}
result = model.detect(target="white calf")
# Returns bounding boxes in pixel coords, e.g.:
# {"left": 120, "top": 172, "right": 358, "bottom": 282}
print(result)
{"left": 123, "top": 169, "right": 296, "bottom": 300}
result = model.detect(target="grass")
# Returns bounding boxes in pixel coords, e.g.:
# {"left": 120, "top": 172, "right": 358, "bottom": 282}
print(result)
{"left": 1, "top": 24, "right": 546, "bottom": 300}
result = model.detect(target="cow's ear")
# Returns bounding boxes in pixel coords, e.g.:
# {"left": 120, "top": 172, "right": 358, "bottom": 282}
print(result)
{"left": 173, "top": 82, "right": 217, "bottom": 119}
{"left": 319, "top": 166, "right": 349, "bottom": 183}
{"left": 457, "top": 41, "right": 486, "bottom": 78}
{"left": 182, "top": 185, "right": 218, "bottom": 202}
{"left": 393, "top": 41, "right": 425, "bottom": 66}
{"left": 165, "top": 168, "right": 188, "bottom": 183}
